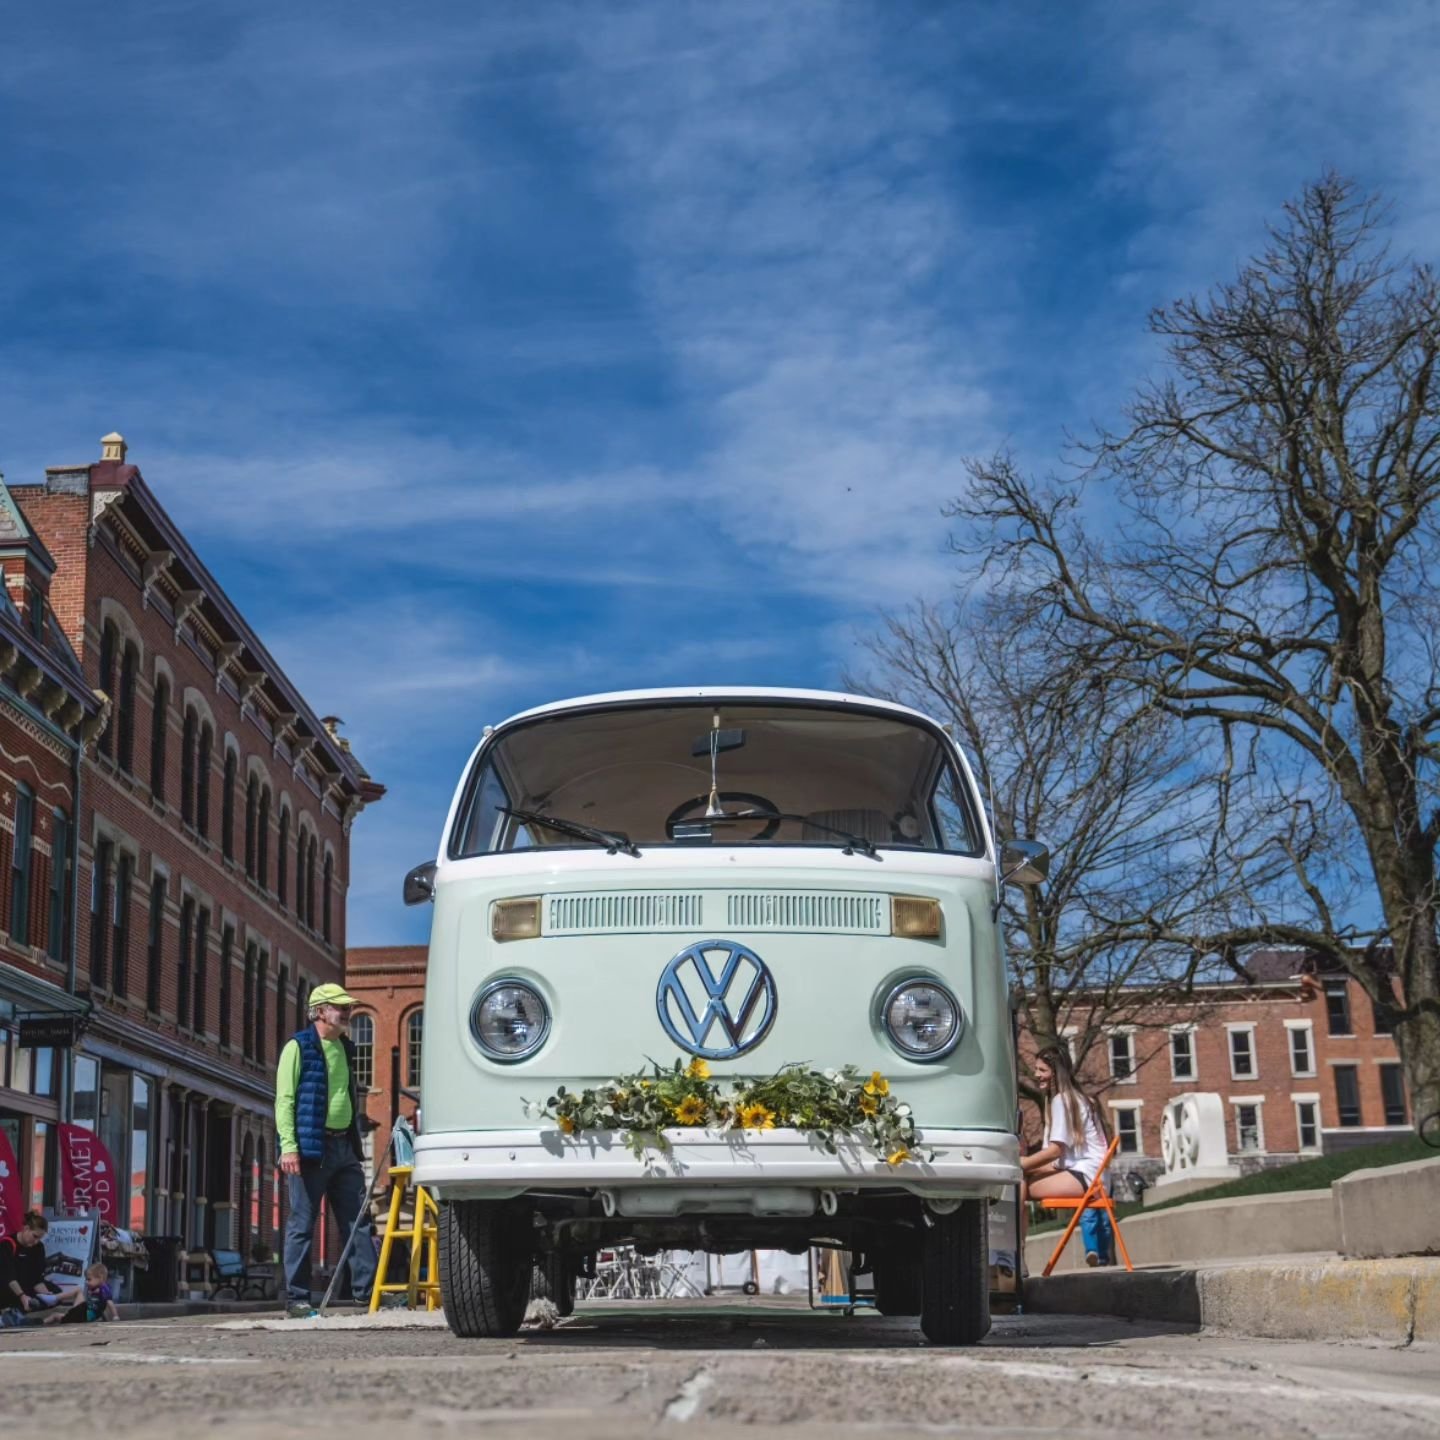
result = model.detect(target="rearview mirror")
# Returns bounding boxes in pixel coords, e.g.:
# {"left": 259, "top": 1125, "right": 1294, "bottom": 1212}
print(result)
{"left": 403, "top": 861, "right": 437, "bottom": 906}
{"left": 1001, "top": 839, "right": 1048, "bottom": 887}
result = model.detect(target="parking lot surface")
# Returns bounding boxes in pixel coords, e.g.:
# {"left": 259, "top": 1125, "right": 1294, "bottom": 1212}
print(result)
{"left": 2, "top": 1299, "right": 1437, "bottom": 1438}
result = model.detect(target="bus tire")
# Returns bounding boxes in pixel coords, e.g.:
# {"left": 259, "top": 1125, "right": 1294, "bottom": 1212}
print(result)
{"left": 919, "top": 1200, "right": 990, "bottom": 1346}
{"left": 440, "top": 1199, "right": 531, "bottom": 1338}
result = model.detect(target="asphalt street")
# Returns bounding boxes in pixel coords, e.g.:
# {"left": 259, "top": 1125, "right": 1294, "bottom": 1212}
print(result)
{"left": 1, "top": 1300, "right": 1437, "bottom": 1438}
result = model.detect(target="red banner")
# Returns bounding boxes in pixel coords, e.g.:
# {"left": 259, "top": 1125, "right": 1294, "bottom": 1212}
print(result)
{"left": 0, "top": 1126, "right": 22, "bottom": 1242}
{"left": 57, "top": 1123, "right": 119, "bottom": 1225}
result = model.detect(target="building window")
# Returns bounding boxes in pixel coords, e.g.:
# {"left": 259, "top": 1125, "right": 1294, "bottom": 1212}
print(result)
{"left": 181, "top": 708, "right": 197, "bottom": 826}
{"left": 145, "top": 875, "right": 167, "bottom": 1013}
{"left": 1295, "top": 1099, "right": 1320, "bottom": 1151}
{"left": 47, "top": 809, "right": 72, "bottom": 965}
{"left": 242, "top": 943, "right": 256, "bottom": 1059}
{"left": 1107, "top": 1031, "right": 1135, "bottom": 1082}
{"left": 275, "top": 963, "right": 288, "bottom": 1058}
{"left": 351, "top": 1014, "right": 374, "bottom": 1090}
{"left": 10, "top": 784, "right": 34, "bottom": 947}
{"left": 1379, "top": 1064, "right": 1408, "bottom": 1126}
{"left": 219, "top": 924, "right": 234, "bottom": 1049}
{"left": 117, "top": 642, "right": 138, "bottom": 773}
{"left": 406, "top": 1010, "right": 423, "bottom": 1087}
{"left": 294, "top": 975, "right": 306, "bottom": 1034}
{"left": 1113, "top": 1105, "right": 1141, "bottom": 1154}
{"left": 1334, "top": 1064, "right": 1362, "bottom": 1127}
{"left": 97, "top": 620, "right": 118, "bottom": 757}
{"left": 222, "top": 752, "right": 237, "bottom": 861}
{"left": 322, "top": 853, "right": 333, "bottom": 943}
{"left": 1169, "top": 1028, "right": 1195, "bottom": 1081}
{"left": 90, "top": 839, "right": 113, "bottom": 989}
{"left": 1287, "top": 1022, "right": 1314, "bottom": 1077}
{"left": 1371, "top": 990, "right": 1393, "bottom": 1037}
{"left": 244, "top": 777, "right": 258, "bottom": 880}
{"left": 193, "top": 907, "right": 210, "bottom": 1034}
{"left": 295, "top": 826, "right": 307, "bottom": 917}
{"left": 1235, "top": 1103, "right": 1263, "bottom": 1152}
{"left": 257, "top": 787, "right": 271, "bottom": 891}
{"left": 1324, "top": 980, "right": 1353, "bottom": 1036}
{"left": 255, "top": 951, "right": 269, "bottom": 1066}
{"left": 177, "top": 896, "right": 194, "bottom": 1028}
{"left": 131, "top": 1075, "right": 151, "bottom": 1231}
{"left": 112, "top": 854, "right": 132, "bottom": 997}
{"left": 1228, "top": 1026, "right": 1256, "bottom": 1079}
{"left": 150, "top": 676, "right": 170, "bottom": 804}
{"left": 306, "top": 835, "right": 318, "bottom": 930}
{"left": 277, "top": 809, "right": 290, "bottom": 905}
{"left": 196, "top": 725, "right": 212, "bottom": 839}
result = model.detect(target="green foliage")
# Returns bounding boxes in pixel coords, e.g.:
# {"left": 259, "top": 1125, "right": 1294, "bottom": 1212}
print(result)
{"left": 524, "top": 1057, "right": 933, "bottom": 1165}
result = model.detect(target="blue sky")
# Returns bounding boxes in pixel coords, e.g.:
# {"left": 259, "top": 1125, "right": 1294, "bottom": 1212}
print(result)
{"left": 3, "top": 2, "right": 1437, "bottom": 944}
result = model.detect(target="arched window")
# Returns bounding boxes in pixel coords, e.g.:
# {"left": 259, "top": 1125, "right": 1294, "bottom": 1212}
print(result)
{"left": 306, "top": 834, "right": 318, "bottom": 930}
{"left": 222, "top": 751, "right": 237, "bottom": 861}
{"left": 196, "top": 724, "right": 213, "bottom": 838}
{"left": 97, "top": 620, "right": 118, "bottom": 757}
{"left": 351, "top": 1013, "right": 374, "bottom": 1090}
{"left": 406, "top": 1009, "right": 424, "bottom": 1087}
{"left": 9, "top": 784, "right": 34, "bottom": 946}
{"left": 117, "top": 642, "right": 138, "bottom": 773}
{"left": 277, "top": 808, "right": 290, "bottom": 905}
{"left": 322, "top": 852, "right": 333, "bottom": 943}
{"left": 150, "top": 676, "right": 170, "bottom": 803}
{"left": 180, "top": 708, "right": 197, "bottom": 825}
{"left": 295, "top": 826, "right": 307, "bottom": 917}
{"left": 48, "top": 807, "right": 71, "bottom": 964}
{"left": 244, "top": 776, "right": 258, "bottom": 879}
{"left": 257, "top": 788, "right": 271, "bottom": 891}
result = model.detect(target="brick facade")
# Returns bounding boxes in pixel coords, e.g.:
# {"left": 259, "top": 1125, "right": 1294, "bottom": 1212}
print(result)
{"left": 1020, "top": 951, "right": 1410, "bottom": 1185}
{"left": 344, "top": 946, "right": 425, "bottom": 1181}
{"left": 5, "top": 434, "right": 382, "bottom": 1263}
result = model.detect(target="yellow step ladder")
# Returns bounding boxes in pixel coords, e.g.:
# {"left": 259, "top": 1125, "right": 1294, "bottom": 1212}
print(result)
{"left": 369, "top": 1164, "right": 441, "bottom": 1311}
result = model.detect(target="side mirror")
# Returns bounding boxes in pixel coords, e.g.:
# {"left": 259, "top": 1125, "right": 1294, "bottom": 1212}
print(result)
{"left": 403, "top": 861, "right": 437, "bottom": 906}
{"left": 1001, "top": 839, "right": 1048, "bottom": 887}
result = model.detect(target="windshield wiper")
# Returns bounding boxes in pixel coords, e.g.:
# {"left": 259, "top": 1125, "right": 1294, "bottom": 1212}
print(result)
{"left": 707, "top": 809, "right": 883, "bottom": 860}
{"left": 498, "top": 806, "right": 641, "bottom": 858}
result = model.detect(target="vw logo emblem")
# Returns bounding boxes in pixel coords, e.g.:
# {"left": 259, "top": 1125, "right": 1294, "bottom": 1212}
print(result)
{"left": 656, "top": 940, "right": 777, "bottom": 1060}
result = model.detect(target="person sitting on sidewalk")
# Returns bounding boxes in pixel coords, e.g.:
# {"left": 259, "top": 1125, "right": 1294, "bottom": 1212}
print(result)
{"left": 0, "top": 1211, "right": 65, "bottom": 1325}
{"left": 275, "top": 982, "right": 379, "bottom": 1319}
{"left": 1020, "top": 1047, "right": 1111, "bottom": 1264}
{"left": 48, "top": 1262, "right": 119, "bottom": 1324}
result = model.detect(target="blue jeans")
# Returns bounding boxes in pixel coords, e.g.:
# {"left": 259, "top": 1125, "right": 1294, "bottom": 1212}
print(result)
{"left": 283, "top": 1134, "right": 378, "bottom": 1305}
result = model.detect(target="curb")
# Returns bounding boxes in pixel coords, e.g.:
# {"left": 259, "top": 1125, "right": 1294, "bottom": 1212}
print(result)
{"left": 119, "top": 1300, "right": 282, "bottom": 1320}
{"left": 1026, "top": 1258, "right": 1440, "bottom": 1345}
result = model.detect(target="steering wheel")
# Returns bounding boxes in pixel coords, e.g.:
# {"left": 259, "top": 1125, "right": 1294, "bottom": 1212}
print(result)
{"left": 665, "top": 792, "right": 783, "bottom": 841}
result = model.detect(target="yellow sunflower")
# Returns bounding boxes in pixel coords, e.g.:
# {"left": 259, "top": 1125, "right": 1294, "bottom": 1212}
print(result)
{"left": 610, "top": 1090, "right": 630, "bottom": 1109}
{"left": 864, "top": 1071, "right": 890, "bottom": 1097}
{"left": 739, "top": 1102, "right": 776, "bottom": 1130}
{"left": 674, "top": 1094, "right": 707, "bottom": 1125}
{"left": 885, "top": 1146, "right": 910, "bottom": 1166}
{"left": 858, "top": 1092, "right": 879, "bottom": 1116}
{"left": 686, "top": 1057, "right": 711, "bottom": 1080}
{"left": 558, "top": 1115, "right": 577, "bottom": 1135}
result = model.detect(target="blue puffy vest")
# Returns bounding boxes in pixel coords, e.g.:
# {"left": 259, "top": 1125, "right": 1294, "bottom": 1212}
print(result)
{"left": 292, "top": 1026, "right": 362, "bottom": 1162}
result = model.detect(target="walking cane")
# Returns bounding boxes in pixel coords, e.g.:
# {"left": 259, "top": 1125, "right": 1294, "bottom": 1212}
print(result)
{"left": 316, "top": 1118, "right": 410, "bottom": 1316}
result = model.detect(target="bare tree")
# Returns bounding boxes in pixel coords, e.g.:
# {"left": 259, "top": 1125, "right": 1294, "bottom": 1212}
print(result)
{"left": 953, "top": 176, "right": 1440, "bottom": 1130}
{"left": 852, "top": 596, "right": 1271, "bottom": 1099}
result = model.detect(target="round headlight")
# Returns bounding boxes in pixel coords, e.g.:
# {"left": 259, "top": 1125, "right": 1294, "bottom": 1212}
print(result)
{"left": 471, "top": 979, "right": 550, "bottom": 1061}
{"left": 881, "top": 978, "right": 962, "bottom": 1059}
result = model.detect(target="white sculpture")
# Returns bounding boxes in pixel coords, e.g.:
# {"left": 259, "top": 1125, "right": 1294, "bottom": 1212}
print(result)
{"left": 1150, "top": 1093, "right": 1240, "bottom": 1201}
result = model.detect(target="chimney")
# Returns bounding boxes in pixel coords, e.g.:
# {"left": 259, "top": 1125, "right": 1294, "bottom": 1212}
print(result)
{"left": 100, "top": 432, "right": 127, "bottom": 463}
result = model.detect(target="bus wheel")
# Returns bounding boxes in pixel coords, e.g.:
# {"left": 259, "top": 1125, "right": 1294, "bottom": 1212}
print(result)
{"left": 919, "top": 1201, "right": 990, "bottom": 1345}
{"left": 440, "top": 1199, "right": 531, "bottom": 1338}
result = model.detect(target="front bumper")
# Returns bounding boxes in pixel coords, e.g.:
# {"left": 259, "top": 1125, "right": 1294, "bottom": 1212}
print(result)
{"left": 413, "top": 1126, "right": 1019, "bottom": 1203}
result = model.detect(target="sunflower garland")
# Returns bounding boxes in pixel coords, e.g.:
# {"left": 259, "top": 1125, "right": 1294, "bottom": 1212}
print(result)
{"left": 525, "top": 1057, "right": 932, "bottom": 1165}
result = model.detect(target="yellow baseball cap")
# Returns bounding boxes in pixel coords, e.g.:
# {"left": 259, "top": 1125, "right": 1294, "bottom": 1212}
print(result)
{"left": 309, "top": 982, "right": 357, "bottom": 1009}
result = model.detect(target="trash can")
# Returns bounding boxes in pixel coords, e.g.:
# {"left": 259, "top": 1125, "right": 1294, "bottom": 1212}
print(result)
{"left": 136, "top": 1236, "right": 183, "bottom": 1303}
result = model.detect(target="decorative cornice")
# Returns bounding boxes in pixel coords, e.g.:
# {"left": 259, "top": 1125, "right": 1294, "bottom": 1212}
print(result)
{"left": 141, "top": 548, "right": 174, "bottom": 609}
{"left": 88, "top": 489, "right": 124, "bottom": 546}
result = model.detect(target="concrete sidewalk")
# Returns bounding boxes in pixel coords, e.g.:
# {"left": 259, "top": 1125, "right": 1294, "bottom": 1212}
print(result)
{"left": 1026, "top": 1253, "right": 1440, "bottom": 1345}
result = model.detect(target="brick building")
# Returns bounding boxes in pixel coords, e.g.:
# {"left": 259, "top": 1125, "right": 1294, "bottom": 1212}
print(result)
{"left": 1021, "top": 950, "right": 1411, "bottom": 1184}
{"left": 0, "top": 481, "right": 107, "bottom": 1219}
{"left": 6, "top": 433, "right": 383, "bottom": 1259}
{"left": 344, "top": 945, "right": 425, "bottom": 1181}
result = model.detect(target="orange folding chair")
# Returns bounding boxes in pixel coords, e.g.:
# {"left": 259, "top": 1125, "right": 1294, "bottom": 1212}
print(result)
{"left": 1037, "top": 1135, "right": 1134, "bottom": 1276}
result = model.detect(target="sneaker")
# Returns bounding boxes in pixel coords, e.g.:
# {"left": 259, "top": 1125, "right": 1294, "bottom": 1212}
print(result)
{"left": 1084, "top": 1251, "right": 1101, "bottom": 1267}
{"left": 285, "top": 1302, "right": 319, "bottom": 1319}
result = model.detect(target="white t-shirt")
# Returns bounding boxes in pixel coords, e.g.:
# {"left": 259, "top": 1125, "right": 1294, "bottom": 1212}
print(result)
{"left": 1045, "top": 1093, "right": 1108, "bottom": 1182}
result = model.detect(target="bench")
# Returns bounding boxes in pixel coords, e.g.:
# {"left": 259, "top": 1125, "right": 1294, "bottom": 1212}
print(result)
{"left": 209, "top": 1249, "right": 270, "bottom": 1301}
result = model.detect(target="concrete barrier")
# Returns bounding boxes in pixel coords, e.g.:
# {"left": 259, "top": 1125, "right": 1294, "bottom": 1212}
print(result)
{"left": 1332, "top": 1155, "right": 1440, "bottom": 1259}
{"left": 1026, "top": 1188, "right": 1335, "bottom": 1274}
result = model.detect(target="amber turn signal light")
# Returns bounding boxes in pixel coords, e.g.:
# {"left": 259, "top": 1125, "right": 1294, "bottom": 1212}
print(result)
{"left": 891, "top": 895, "right": 942, "bottom": 939}
{"left": 491, "top": 896, "right": 542, "bottom": 942}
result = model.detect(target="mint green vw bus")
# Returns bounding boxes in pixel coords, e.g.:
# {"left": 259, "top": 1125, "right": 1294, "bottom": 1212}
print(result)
{"left": 407, "top": 689, "right": 1043, "bottom": 1344}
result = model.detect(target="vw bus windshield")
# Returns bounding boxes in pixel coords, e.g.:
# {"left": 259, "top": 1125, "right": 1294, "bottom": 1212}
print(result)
{"left": 450, "top": 702, "right": 982, "bottom": 858}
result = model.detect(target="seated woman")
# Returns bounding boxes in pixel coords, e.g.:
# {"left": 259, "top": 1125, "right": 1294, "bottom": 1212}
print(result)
{"left": 0, "top": 1211, "right": 65, "bottom": 1326}
{"left": 1020, "top": 1047, "right": 1109, "bottom": 1250}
